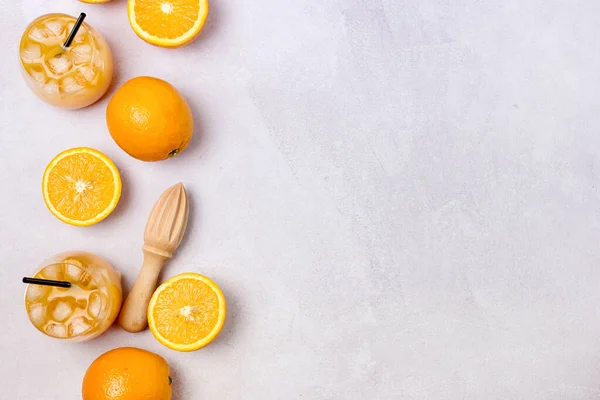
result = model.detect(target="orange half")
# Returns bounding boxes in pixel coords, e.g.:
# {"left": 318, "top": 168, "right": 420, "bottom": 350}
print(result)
{"left": 42, "top": 147, "right": 121, "bottom": 226}
{"left": 148, "top": 273, "right": 226, "bottom": 352}
{"left": 128, "top": 0, "right": 209, "bottom": 48}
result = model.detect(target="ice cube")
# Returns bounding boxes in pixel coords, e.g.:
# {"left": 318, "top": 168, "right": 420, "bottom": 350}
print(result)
{"left": 65, "top": 261, "right": 86, "bottom": 281}
{"left": 79, "top": 271, "right": 93, "bottom": 288}
{"left": 43, "top": 79, "right": 59, "bottom": 96}
{"left": 45, "top": 19, "right": 66, "bottom": 38}
{"left": 21, "top": 43, "right": 41, "bottom": 63}
{"left": 29, "top": 67, "right": 47, "bottom": 83}
{"left": 93, "top": 56, "right": 104, "bottom": 69}
{"left": 41, "top": 263, "right": 64, "bottom": 280}
{"left": 63, "top": 261, "right": 95, "bottom": 289}
{"left": 65, "top": 262, "right": 79, "bottom": 281}
{"left": 46, "top": 54, "right": 72, "bottom": 76}
{"left": 45, "top": 323, "right": 68, "bottom": 338}
{"left": 68, "top": 317, "right": 92, "bottom": 337}
{"left": 26, "top": 284, "right": 50, "bottom": 302}
{"left": 59, "top": 76, "right": 83, "bottom": 94}
{"left": 70, "top": 44, "right": 92, "bottom": 65}
{"left": 76, "top": 298, "right": 87, "bottom": 309}
{"left": 29, "top": 26, "right": 50, "bottom": 43}
{"left": 73, "top": 66, "right": 97, "bottom": 85}
{"left": 67, "top": 23, "right": 87, "bottom": 43}
{"left": 73, "top": 69, "right": 88, "bottom": 86}
{"left": 28, "top": 303, "right": 47, "bottom": 327}
{"left": 51, "top": 300, "right": 74, "bottom": 322}
{"left": 87, "top": 291, "right": 105, "bottom": 318}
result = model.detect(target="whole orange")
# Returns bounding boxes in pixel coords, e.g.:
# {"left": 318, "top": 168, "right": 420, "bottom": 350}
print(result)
{"left": 106, "top": 76, "right": 193, "bottom": 162}
{"left": 82, "top": 347, "right": 172, "bottom": 400}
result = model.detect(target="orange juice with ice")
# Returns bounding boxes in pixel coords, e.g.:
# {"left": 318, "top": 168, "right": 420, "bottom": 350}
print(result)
{"left": 19, "top": 14, "right": 113, "bottom": 109}
{"left": 24, "top": 252, "right": 122, "bottom": 341}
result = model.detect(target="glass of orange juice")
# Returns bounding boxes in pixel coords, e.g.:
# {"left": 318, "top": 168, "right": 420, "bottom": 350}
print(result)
{"left": 24, "top": 251, "right": 122, "bottom": 342}
{"left": 18, "top": 13, "right": 113, "bottom": 109}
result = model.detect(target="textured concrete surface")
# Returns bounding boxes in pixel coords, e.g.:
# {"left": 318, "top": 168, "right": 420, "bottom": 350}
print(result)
{"left": 2, "top": 0, "right": 600, "bottom": 398}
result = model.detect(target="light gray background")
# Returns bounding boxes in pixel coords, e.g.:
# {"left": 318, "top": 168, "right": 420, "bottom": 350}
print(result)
{"left": 1, "top": 0, "right": 600, "bottom": 398}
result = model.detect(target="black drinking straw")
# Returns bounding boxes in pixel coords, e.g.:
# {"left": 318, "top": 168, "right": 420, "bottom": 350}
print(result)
{"left": 23, "top": 277, "right": 71, "bottom": 289}
{"left": 63, "top": 12, "right": 86, "bottom": 49}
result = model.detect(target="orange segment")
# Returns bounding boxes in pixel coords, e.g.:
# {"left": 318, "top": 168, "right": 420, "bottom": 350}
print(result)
{"left": 128, "top": 0, "right": 209, "bottom": 48}
{"left": 148, "top": 273, "right": 226, "bottom": 352}
{"left": 42, "top": 147, "right": 121, "bottom": 226}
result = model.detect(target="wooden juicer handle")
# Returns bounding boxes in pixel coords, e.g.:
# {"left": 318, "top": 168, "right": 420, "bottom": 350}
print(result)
{"left": 119, "top": 182, "right": 189, "bottom": 333}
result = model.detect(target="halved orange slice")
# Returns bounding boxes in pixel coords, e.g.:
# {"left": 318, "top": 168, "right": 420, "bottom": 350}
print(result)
{"left": 148, "top": 273, "right": 226, "bottom": 352}
{"left": 128, "top": 0, "right": 209, "bottom": 48}
{"left": 42, "top": 147, "right": 121, "bottom": 226}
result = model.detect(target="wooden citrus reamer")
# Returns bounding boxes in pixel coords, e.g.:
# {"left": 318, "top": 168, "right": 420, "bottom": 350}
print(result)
{"left": 119, "top": 182, "right": 189, "bottom": 332}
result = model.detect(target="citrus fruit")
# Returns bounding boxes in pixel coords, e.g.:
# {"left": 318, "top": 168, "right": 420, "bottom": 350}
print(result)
{"left": 106, "top": 76, "right": 194, "bottom": 162}
{"left": 42, "top": 147, "right": 121, "bottom": 226}
{"left": 82, "top": 347, "right": 172, "bottom": 400}
{"left": 128, "top": 0, "right": 209, "bottom": 48}
{"left": 148, "top": 272, "right": 226, "bottom": 352}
